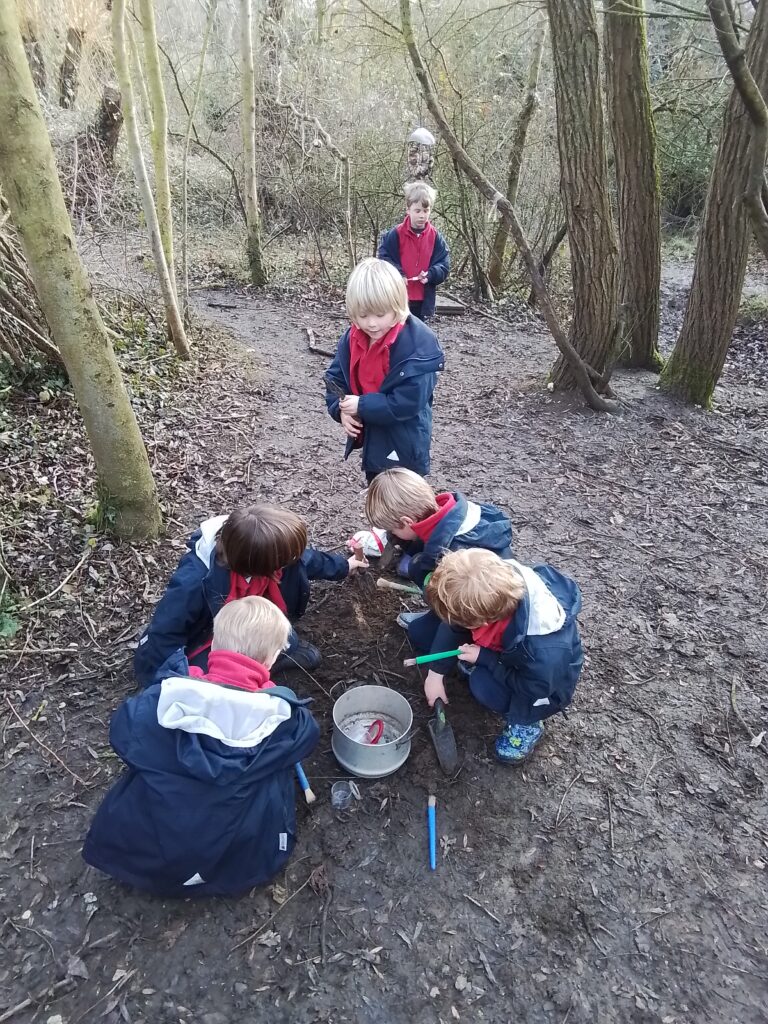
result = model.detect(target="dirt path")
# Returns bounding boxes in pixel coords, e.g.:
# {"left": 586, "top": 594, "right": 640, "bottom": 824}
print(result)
{"left": 1, "top": 272, "right": 767, "bottom": 1024}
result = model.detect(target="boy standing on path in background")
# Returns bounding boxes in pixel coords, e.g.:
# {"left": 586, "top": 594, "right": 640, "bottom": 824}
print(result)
{"left": 378, "top": 182, "right": 450, "bottom": 321}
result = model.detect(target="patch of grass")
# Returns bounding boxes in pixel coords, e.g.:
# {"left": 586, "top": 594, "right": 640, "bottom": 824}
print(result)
{"left": 738, "top": 293, "right": 768, "bottom": 325}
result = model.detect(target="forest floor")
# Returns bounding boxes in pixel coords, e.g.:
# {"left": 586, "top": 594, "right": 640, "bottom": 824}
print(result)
{"left": 1, "top": 243, "right": 767, "bottom": 1024}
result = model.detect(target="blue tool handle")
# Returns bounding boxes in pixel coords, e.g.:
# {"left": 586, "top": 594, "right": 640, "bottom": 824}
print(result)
{"left": 428, "top": 797, "right": 437, "bottom": 870}
{"left": 295, "top": 762, "right": 310, "bottom": 792}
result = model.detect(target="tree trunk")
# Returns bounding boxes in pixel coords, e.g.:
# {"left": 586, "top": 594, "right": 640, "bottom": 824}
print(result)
{"left": 21, "top": 21, "right": 46, "bottom": 92}
{"left": 58, "top": 26, "right": 84, "bottom": 109}
{"left": 660, "top": 0, "right": 768, "bottom": 406}
{"left": 487, "top": 20, "right": 546, "bottom": 295}
{"left": 112, "top": 0, "right": 190, "bottom": 358}
{"left": 547, "top": 0, "right": 619, "bottom": 389}
{"left": 240, "top": 0, "right": 268, "bottom": 286}
{"left": 137, "top": 0, "right": 175, "bottom": 292}
{"left": 605, "top": 0, "right": 662, "bottom": 370}
{"left": 0, "top": 4, "right": 160, "bottom": 538}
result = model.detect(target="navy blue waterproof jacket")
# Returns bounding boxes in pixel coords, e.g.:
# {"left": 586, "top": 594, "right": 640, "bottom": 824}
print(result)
{"left": 83, "top": 650, "right": 319, "bottom": 897}
{"left": 407, "top": 492, "right": 513, "bottom": 588}
{"left": 134, "top": 516, "right": 349, "bottom": 686}
{"left": 418, "top": 562, "right": 583, "bottom": 725}
{"left": 324, "top": 315, "right": 445, "bottom": 476}
{"left": 378, "top": 228, "right": 450, "bottom": 320}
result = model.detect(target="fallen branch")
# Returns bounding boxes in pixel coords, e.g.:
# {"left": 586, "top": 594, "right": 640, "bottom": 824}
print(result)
{"left": 5, "top": 697, "right": 87, "bottom": 787}
{"left": 229, "top": 874, "right": 314, "bottom": 953}
{"left": 24, "top": 547, "right": 91, "bottom": 610}
{"left": 306, "top": 326, "right": 336, "bottom": 358}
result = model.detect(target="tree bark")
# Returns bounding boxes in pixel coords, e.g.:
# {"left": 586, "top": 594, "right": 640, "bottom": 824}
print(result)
{"left": 707, "top": 0, "right": 768, "bottom": 261}
{"left": 20, "top": 20, "right": 46, "bottom": 92}
{"left": 240, "top": 0, "right": 268, "bottom": 286}
{"left": 0, "top": 3, "right": 160, "bottom": 538}
{"left": 605, "top": 0, "right": 662, "bottom": 370}
{"left": 487, "top": 20, "right": 546, "bottom": 295}
{"left": 547, "top": 0, "right": 619, "bottom": 389}
{"left": 58, "top": 26, "right": 84, "bottom": 109}
{"left": 398, "top": 0, "right": 618, "bottom": 413}
{"left": 112, "top": 0, "right": 189, "bottom": 358}
{"left": 660, "top": 0, "right": 768, "bottom": 406}
{"left": 137, "top": 0, "right": 175, "bottom": 291}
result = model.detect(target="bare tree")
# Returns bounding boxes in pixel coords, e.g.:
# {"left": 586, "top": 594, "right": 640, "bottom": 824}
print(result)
{"left": 661, "top": 0, "right": 768, "bottom": 406}
{"left": 547, "top": 0, "right": 618, "bottom": 390}
{"left": 0, "top": 1, "right": 161, "bottom": 537}
{"left": 240, "top": 0, "right": 268, "bottom": 286}
{"left": 605, "top": 0, "right": 662, "bottom": 370}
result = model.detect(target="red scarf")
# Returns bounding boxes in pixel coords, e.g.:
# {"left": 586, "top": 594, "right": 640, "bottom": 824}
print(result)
{"left": 348, "top": 321, "right": 405, "bottom": 395}
{"left": 227, "top": 569, "right": 287, "bottom": 613}
{"left": 472, "top": 618, "right": 511, "bottom": 653}
{"left": 411, "top": 492, "right": 457, "bottom": 542}
{"left": 396, "top": 217, "right": 437, "bottom": 301}
{"left": 189, "top": 649, "right": 275, "bottom": 691}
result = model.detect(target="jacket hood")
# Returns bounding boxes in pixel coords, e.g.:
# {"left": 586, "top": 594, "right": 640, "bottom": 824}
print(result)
{"left": 503, "top": 559, "right": 566, "bottom": 647}
{"left": 193, "top": 515, "right": 228, "bottom": 567}
{"left": 422, "top": 493, "right": 513, "bottom": 559}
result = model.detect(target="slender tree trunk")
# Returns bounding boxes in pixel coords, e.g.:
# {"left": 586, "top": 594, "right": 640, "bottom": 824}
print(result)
{"left": 547, "top": 0, "right": 619, "bottom": 389}
{"left": 58, "top": 26, "right": 84, "bottom": 108}
{"left": 112, "top": 0, "right": 189, "bottom": 358}
{"left": 127, "top": 19, "right": 153, "bottom": 133}
{"left": 660, "top": 0, "right": 768, "bottom": 406}
{"left": 605, "top": 0, "right": 662, "bottom": 370}
{"left": 398, "top": 0, "right": 618, "bottom": 413}
{"left": 20, "top": 20, "right": 46, "bottom": 92}
{"left": 182, "top": 0, "right": 219, "bottom": 322}
{"left": 487, "top": 20, "right": 546, "bottom": 295}
{"left": 240, "top": 0, "right": 268, "bottom": 286}
{"left": 0, "top": 3, "right": 160, "bottom": 538}
{"left": 137, "top": 0, "right": 175, "bottom": 292}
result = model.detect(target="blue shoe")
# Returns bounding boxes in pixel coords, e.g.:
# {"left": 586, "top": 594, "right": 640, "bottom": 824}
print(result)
{"left": 397, "top": 554, "right": 412, "bottom": 578}
{"left": 273, "top": 641, "right": 321, "bottom": 673}
{"left": 397, "top": 610, "right": 427, "bottom": 629}
{"left": 494, "top": 721, "right": 543, "bottom": 764}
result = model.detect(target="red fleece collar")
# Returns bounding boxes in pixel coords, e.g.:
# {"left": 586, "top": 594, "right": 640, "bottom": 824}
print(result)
{"left": 411, "top": 492, "right": 457, "bottom": 542}
{"left": 471, "top": 618, "right": 511, "bottom": 653}
{"left": 188, "top": 649, "right": 275, "bottom": 691}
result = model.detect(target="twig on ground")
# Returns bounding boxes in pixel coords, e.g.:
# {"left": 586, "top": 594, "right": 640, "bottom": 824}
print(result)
{"left": 306, "top": 326, "right": 336, "bottom": 359}
{"left": 229, "top": 875, "right": 314, "bottom": 953}
{"left": 24, "top": 548, "right": 91, "bottom": 611}
{"left": 555, "top": 771, "right": 582, "bottom": 828}
{"left": 0, "top": 979, "right": 74, "bottom": 1023}
{"left": 463, "top": 893, "right": 501, "bottom": 924}
{"left": 5, "top": 697, "right": 86, "bottom": 787}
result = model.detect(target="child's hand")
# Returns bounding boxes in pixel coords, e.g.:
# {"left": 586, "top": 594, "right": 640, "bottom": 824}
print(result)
{"left": 424, "top": 670, "right": 448, "bottom": 707}
{"left": 340, "top": 395, "right": 360, "bottom": 416}
{"left": 418, "top": 270, "right": 429, "bottom": 284}
{"left": 340, "top": 410, "right": 362, "bottom": 438}
{"left": 457, "top": 644, "right": 480, "bottom": 665}
{"left": 347, "top": 554, "right": 369, "bottom": 573}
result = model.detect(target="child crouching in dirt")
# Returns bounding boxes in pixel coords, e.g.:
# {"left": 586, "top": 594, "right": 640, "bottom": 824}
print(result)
{"left": 83, "top": 597, "right": 319, "bottom": 896}
{"left": 360, "top": 466, "right": 513, "bottom": 587}
{"left": 409, "top": 548, "right": 583, "bottom": 764}
{"left": 134, "top": 504, "right": 367, "bottom": 686}
{"left": 324, "top": 258, "right": 445, "bottom": 483}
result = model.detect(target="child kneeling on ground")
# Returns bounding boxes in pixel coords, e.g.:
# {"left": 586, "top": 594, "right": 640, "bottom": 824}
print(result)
{"left": 83, "top": 597, "right": 319, "bottom": 896}
{"left": 325, "top": 258, "right": 445, "bottom": 482}
{"left": 362, "top": 466, "right": 513, "bottom": 588}
{"left": 134, "top": 504, "right": 366, "bottom": 686}
{"left": 409, "top": 548, "right": 583, "bottom": 764}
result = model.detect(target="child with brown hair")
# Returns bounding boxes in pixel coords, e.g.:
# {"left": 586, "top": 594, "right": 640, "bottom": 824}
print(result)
{"left": 85, "top": 597, "right": 320, "bottom": 896}
{"left": 134, "top": 504, "right": 367, "bottom": 685}
{"left": 409, "top": 548, "right": 583, "bottom": 764}
{"left": 324, "top": 258, "right": 444, "bottom": 482}
{"left": 378, "top": 181, "right": 450, "bottom": 321}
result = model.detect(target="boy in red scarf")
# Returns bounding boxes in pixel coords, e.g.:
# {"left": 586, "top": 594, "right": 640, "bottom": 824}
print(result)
{"left": 378, "top": 182, "right": 450, "bottom": 321}
{"left": 324, "top": 258, "right": 445, "bottom": 482}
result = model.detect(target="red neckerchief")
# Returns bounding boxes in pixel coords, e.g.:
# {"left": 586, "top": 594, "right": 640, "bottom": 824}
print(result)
{"left": 396, "top": 217, "right": 437, "bottom": 301}
{"left": 471, "top": 617, "right": 512, "bottom": 652}
{"left": 348, "top": 321, "right": 405, "bottom": 396}
{"left": 227, "top": 569, "right": 287, "bottom": 613}
{"left": 411, "top": 492, "right": 458, "bottom": 543}
{"left": 188, "top": 649, "right": 275, "bottom": 691}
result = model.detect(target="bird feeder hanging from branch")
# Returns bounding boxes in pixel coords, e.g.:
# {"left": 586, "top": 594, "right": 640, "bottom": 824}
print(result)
{"left": 407, "top": 126, "right": 435, "bottom": 181}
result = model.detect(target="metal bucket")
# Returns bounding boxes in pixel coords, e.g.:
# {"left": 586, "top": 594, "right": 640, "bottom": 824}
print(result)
{"left": 331, "top": 684, "right": 413, "bottom": 779}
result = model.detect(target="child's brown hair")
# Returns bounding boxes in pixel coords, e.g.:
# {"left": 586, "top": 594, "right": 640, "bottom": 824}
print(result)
{"left": 426, "top": 548, "right": 526, "bottom": 629}
{"left": 216, "top": 505, "right": 307, "bottom": 576}
{"left": 365, "top": 468, "right": 438, "bottom": 531}
{"left": 211, "top": 596, "right": 291, "bottom": 664}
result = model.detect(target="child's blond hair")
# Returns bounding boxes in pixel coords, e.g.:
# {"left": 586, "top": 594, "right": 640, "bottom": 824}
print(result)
{"left": 365, "top": 468, "right": 438, "bottom": 530}
{"left": 426, "top": 549, "right": 526, "bottom": 629}
{"left": 211, "top": 596, "right": 291, "bottom": 664}
{"left": 404, "top": 181, "right": 437, "bottom": 208}
{"left": 346, "top": 258, "right": 409, "bottom": 324}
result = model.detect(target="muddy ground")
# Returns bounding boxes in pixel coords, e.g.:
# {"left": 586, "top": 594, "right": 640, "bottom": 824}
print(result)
{"left": 1, "top": 252, "right": 767, "bottom": 1024}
